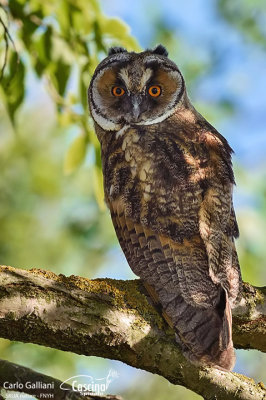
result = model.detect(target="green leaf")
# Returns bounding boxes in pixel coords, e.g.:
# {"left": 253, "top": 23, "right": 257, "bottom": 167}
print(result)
{"left": 95, "top": 145, "right": 102, "bottom": 169}
{"left": 101, "top": 17, "right": 130, "bottom": 38}
{"left": 92, "top": 165, "right": 105, "bottom": 210}
{"left": 79, "top": 62, "right": 91, "bottom": 111}
{"left": 30, "top": 26, "right": 53, "bottom": 78}
{"left": 35, "top": 26, "right": 52, "bottom": 63}
{"left": 8, "top": 0, "right": 25, "bottom": 19}
{"left": 50, "top": 59, "right": 71, "bottom": 97}
{"left": 0, "top": 52, "right": 25, "bottom": 122}
{"left": 81, "top": 117, "right": 99, "bottom": 148}
{"left": 21, "top": 13, "right": 41, "bottom": 47}
{"left": 57, "top": 0, "right": 71, "bottom": 38}
{"left": 50, "top": 35, "right": 75, "bottom": 65}
{"left": 100, "top": 17, "right": 140, "bottom": 51}
{"left": 64, "top": 134, "right": 87, "bottom": 175}
{"left": 93, "top": 20, "right": 106, "bottom": 53}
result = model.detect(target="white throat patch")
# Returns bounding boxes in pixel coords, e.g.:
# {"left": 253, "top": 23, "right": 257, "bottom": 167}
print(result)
{"left": 135, "top": 105, "right": 177, "bottom": 126}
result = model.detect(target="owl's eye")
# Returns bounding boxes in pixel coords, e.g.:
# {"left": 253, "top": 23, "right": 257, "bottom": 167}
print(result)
{"left": 112, "top": 86, "right": 125, "bottom": 97}
{"left": 148, "top": 85, "right": 161, "bottom": 97}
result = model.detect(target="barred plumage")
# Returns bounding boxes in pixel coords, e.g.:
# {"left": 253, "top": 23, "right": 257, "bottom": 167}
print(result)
{"left": 88, "top": 45, "right": 242, "bottom": 370}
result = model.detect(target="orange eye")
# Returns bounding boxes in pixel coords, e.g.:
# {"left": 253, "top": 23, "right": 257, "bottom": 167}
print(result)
{"left": 148, "top": 85, "right": 161, "bottom": 97}
{"left": 112, "top": 86, "right": 125, "bottom": 97}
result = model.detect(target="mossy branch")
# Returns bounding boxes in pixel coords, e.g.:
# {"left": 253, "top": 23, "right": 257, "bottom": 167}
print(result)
{"left": 0, "top": 265, "right": 265, "bottom": 400}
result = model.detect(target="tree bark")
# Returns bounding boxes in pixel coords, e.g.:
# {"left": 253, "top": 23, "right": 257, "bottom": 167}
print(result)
{"left": 0, "top": 265, "right": 265, "bottom": 400}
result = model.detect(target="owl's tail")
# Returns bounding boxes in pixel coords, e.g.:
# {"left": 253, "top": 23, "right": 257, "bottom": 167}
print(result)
{"left": 110, "top": 200, "right": 236, "bottom": 370}
{"left": 147, "top": 282, "right": 235, "bottom": 370}
{"left": 177, "top": 290, "right": 235, "bottom": 370}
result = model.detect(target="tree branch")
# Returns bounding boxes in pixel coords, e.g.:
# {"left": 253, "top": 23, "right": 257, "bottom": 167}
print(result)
{"left": 0, "top": 358, "right": 122, "bottom": 400}
{"left": 0, "top": 265, "right": 265, "bottom": 400}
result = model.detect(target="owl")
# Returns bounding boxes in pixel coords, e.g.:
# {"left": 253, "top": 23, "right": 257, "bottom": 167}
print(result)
{"left": 88, "top": 45, "right": 242, "bottom": 371}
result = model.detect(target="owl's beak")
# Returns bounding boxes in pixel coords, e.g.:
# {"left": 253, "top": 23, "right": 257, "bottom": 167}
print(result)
{"left": 131, "top": 96, "right": 141, "bottom": 121}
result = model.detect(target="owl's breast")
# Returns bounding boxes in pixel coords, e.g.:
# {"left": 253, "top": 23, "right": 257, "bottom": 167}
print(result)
{"left": 104, "top": 127, "right": 205, "bottom": 242}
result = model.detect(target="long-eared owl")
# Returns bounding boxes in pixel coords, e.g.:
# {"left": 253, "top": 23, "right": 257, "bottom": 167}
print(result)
{"left": 88, "top": 45, "right": 242, "bottom": 370}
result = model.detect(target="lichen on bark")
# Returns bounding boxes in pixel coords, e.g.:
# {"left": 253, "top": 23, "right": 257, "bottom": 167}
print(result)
{"left": 0, "top": 265, "right": 265, "bottom": 400}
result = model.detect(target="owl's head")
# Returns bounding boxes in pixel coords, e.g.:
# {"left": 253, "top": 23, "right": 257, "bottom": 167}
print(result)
{"left": 88, "top": 45, "right": 187, "bottom": 131}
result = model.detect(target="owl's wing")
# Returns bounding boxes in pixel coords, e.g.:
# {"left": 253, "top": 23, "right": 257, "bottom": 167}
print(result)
{"left": 110, "top": 198, "right": 235, "bottom": 370}
{"left": 199, "top": 183, "right": 241, "bottom": 305}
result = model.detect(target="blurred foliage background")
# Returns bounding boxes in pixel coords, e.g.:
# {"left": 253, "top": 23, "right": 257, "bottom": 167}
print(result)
{"left": 0, "top": 0, "right": 265, "bottom": 399}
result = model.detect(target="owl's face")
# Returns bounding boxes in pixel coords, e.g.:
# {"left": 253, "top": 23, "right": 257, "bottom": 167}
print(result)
{"left": 88, "top": 45, "right": 186, "bottom": 131}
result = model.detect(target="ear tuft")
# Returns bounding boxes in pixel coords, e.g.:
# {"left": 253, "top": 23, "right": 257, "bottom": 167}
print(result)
{"left": 108, "top": 47, "right": 127, "bottom": 56}
{"left": 152, "top": 44, "right": 168, "bottom": 57}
